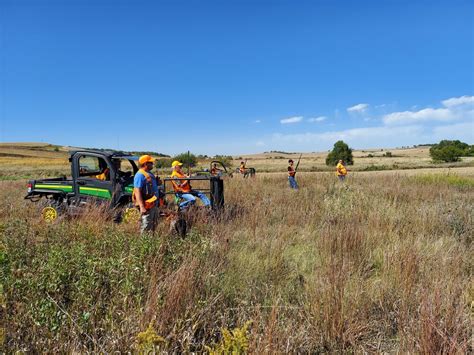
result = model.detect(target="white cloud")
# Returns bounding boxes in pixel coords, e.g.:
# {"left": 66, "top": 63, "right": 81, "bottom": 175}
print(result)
{"left": 441, "top": 95, "right": 474, "bottom": 107}
{"left": 383, "top": 107, "right": 458, "bottom": 125}
{"left": 383, "top": 95, "right": 474, "bottom": 125}
{"left": 280, "top": 116, "right": 303, "bottom": 124}
{"left": 273, "top": 125, "right": 423, "bottom": 145}
{"left": 347, "top": 103, "right": 369, "bottom": 113}
{"left": 256, "top": 141, "right": 265, "bottom": 147}
{"left": 308, "top": 116, "right": 327, "bottom": 123}
{"left": 255, "top": 120, "right": 261, "bottom": 123}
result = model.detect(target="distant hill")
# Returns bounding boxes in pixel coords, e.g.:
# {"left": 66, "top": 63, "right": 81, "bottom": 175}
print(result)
{"left": 0, "top": 143, "right": 170, "bottom": 158}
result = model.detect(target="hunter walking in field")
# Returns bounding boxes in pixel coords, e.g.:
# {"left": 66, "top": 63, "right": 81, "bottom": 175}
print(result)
{"left": 171, "top": 161, "right": 211, "bottom": 209}
{"left": 133, "top": 155, "right": 159, "bottom": 233}
{"left": 336, "top": 159, "right": 348, "bottom": 181}
{"left": 239, "top": 161, "right": 249, "bottom": 178}
{"left": 288, "top": 159, "right": 298, "bottom": 189}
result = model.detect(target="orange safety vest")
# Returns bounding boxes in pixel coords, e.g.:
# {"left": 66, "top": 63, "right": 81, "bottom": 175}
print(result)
{"left": 95, "top": 168, "right": 110, "bottom": 180}
{"left": 171, "top": 170, "right": 191, "bottom": 193}
{"left": 336, "top": 163, "right": 347, "bottom": 176}
{"left": 132, "top": 169, "right": 157, "bottom": 210}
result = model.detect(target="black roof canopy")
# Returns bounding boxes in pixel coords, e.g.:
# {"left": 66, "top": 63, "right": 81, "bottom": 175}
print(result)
{"left": 69, "top": 150, "right": 138, "bottom": 160}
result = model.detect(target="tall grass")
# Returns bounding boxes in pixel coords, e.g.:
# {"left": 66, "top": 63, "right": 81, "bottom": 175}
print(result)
{"left": 1, "top": 173, "right": 472, "bottom": 352}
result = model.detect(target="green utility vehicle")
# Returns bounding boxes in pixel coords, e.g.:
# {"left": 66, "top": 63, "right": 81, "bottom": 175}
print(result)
{"left": 25, "top": 150, "right": 224, "bottom": 223}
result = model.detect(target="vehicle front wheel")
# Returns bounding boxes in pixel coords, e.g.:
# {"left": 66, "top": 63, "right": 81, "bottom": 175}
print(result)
{"left": 122, "top": 205, "right": 141, "bottom": 224}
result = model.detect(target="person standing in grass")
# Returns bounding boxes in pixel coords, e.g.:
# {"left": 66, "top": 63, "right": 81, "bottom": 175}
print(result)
{"left": 133, "top": 155, "right": 159, "bottom": 233}
{"left": 336, "top": 159, "right": 348, "bottom": 181}
{"left": 288, "top": 159, "right": 299, "bottom": 189}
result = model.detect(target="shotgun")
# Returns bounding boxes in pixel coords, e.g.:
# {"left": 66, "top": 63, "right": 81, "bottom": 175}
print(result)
{"left": 294, "top": 153, "right": 302, "bottom": 176}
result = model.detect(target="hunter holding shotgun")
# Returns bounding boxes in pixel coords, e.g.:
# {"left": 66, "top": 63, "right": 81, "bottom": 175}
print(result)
{"left": 288, "top": 154, "right": 301, "bottom": 189}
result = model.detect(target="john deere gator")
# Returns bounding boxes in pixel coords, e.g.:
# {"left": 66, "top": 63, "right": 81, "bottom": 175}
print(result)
{"left": 25, "top": 150, "right": 224, "bottom": 224}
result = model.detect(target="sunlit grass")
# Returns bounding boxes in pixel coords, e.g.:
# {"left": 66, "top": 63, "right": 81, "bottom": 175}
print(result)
{"left": 412, "top": 173, "right": 474, "bottom": 188}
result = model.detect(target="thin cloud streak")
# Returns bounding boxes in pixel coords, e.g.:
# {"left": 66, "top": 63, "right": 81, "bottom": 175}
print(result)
{"left": 308, "top": 116, "right": 327, "bottom": 123}
{"left": 280, "top": 116, "right": 303, "bottom": 124}
{"left": 347, "top": 103, "right": 369, "bottom": 113}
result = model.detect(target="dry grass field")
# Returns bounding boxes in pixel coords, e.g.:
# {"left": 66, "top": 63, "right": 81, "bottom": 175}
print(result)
{"left": 1, "top": 143, "right": 473, "bottom": 352}
{"left": 234, "top": 147, "right": 474, "bottom": 173}
{"left": 1, "top": 143, "right": 473, "bottom": 180}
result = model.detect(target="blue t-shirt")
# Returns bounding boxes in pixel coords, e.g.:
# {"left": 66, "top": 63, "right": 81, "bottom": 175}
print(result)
{"left": 133, "top": 171, "right": 159, "bottom": 196}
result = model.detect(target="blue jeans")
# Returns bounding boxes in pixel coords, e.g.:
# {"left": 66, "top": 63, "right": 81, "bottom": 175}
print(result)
{"left": 177, "top": 190, "right": 211, "bottom": 209}
{"left": 338, "top": 175, "right": 346, "bottom": 182}
{"left": 288, "top": 176, "right": 298, "bottom": 189}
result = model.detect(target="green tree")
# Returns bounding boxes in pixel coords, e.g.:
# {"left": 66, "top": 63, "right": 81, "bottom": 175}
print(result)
{"left": 172, "top": 152, "right": 198, "bottom": 167}
{"left": 466, "top": 145, "right": 474, "bottom": 157}
{"left": 430, "top": 145, "right": 463, "bottom": 162}
{"left": 325, "top": 140, "right": 354, "bottom": 166}
{"left": 429, "top": 140, "right": 471, "bottom": 162}
{"left": 435, "top": 140, "right": 469, "bottom": 151}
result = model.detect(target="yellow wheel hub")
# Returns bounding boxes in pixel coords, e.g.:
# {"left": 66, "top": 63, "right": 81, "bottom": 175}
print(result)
{"left": 42, "top": 206, "right": 58, "bottom": 222}
{"left": 123, "top": 207, "right": 140, "bottom": 223}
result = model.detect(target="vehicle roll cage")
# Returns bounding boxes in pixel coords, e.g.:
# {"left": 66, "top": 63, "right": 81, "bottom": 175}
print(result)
{"left": 162, "top": 176, "right": 224, "bottom": 209}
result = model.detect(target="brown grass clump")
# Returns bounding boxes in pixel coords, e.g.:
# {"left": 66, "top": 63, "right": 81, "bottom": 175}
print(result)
{"left": 1, "top": 169, "right": 473, "bottom": 352}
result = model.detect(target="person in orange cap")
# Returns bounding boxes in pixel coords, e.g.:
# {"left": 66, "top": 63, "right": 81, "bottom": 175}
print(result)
{"left": 170, "top": 160, "right": 211, "bottom": 209}
{"left": 133, "top": 155, "right": 159, "bottom": 233}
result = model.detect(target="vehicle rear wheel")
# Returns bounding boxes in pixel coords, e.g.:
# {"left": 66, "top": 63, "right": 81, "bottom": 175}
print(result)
{"left": 41, "top": 198, "right": 65, "bottom": 223}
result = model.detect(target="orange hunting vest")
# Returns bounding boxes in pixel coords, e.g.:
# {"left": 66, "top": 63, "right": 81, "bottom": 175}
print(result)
{"left": 171, "top": 170, "right": 191, "bottom": 193}
{"left": 133, "top": 169, "right": 157, "bottom": 210}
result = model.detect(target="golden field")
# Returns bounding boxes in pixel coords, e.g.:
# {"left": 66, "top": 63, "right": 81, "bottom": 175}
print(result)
{"left": 1, "top": 143, "right": 473, "bottom": 180}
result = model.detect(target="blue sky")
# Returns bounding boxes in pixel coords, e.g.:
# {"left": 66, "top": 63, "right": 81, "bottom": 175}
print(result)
{"left": 1, "top": 0, "right": 473, "bottom": 155}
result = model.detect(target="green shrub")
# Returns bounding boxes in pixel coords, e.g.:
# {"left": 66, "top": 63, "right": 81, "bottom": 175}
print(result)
{"left": 362, "top": 165, "right": 390, "bottom": 171}
{"left": 212, "top": 155, "right": 234, "bottom": 168}
{"left": 206, "top": 321, "right": 251, "bottom": 355}
{"left": 155, "top": 157, "right": 173, "bottom": 169}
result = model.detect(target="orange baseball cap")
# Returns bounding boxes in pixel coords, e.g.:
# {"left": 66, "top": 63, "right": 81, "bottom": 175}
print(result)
{"left": 138, "top": 155, "right": 154, "bottom": 165}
